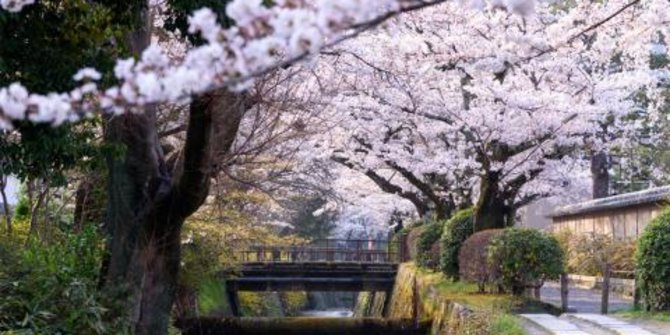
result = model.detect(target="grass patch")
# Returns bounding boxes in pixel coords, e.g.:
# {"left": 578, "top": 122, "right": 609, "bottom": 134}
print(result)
{"left": 489, "top": 314, "right": 526, "bottom": 335}
{"left": 616, "top": 309, "right": 670, "bottom": 323}
{"left": 409, "top": 263, "right": 562, "bottom": 334}
{"left": 415, "top": 265, "right": 558, "bottom": 314}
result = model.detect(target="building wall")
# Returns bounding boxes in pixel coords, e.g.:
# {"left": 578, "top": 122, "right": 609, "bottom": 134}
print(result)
{"left": 552, "top": 203, "right": 664, "bottom": 239}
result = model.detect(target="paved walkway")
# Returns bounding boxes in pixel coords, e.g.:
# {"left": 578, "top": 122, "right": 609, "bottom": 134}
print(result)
{"left": 520, "top": 314, "right": 590, "bottom": 335}
{"left": 540, "top": 281, "right": 633, "bottom": 313}
{"left": 565, "top": 314, "right": 657, "bottom": 335}
{"left": 520, "top": 313, "right": 661, "bottom": 335}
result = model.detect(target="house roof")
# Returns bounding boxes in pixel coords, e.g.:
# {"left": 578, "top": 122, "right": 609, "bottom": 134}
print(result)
{"left": 551, "top": 185, "right": 670, "bottom": 218}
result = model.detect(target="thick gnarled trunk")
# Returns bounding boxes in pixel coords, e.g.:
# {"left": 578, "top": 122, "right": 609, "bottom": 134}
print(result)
{"left": 102, "top": 90, "right": 247, "bottom": 334}
{"left": 473, "top": 171, "right": 512, "bottom": 231}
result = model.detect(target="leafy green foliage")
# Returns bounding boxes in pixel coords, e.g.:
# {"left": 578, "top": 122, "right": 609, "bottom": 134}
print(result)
{"left": 165, "top": 0, "right": 235, "bottom": 45}
{"left": 0, "top": 0, "right": 138, "bottom": 185}
{"left": 440, "top": 208, "right": 474, "bottom": 279}
{"left": 416, "top": 220, "right": 443, "bottom": 269}
{"left": 636, "top": 208, "right": 670, "bottom": 311}
{"left": 0, "top": 226, "right": 131, "bottom": 333}
{"left": 458, "top": 229, "right": 502, "bottom": 293}
{"left": 197, "top": 278, "right": 230, "bottom": 316}
{"left": 488, "top": 228, "right": 564, "bottom": 295}
{"left": 285, "top": 197, "right": 337, "bottom": 240}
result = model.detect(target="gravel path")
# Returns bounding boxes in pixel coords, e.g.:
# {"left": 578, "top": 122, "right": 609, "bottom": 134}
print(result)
{"left": 540, "top": 281, "right": 633, "bottom": 313}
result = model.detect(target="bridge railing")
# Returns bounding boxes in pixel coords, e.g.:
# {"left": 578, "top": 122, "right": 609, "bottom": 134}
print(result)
{"left": 233, "top": 239, "right": 403, "bottom": 264}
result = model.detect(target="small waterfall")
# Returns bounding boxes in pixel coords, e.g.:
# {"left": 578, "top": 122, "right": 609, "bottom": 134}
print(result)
{"left": 300, "top": 292, "right": 356, "bottom": 317}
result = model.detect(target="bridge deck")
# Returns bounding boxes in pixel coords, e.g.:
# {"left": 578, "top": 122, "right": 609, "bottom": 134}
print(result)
{"left": 228, "top": 262, "right": 398, "bottom": 291}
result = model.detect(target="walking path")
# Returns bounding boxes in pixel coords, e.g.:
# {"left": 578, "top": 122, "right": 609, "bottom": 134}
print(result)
{"left": 520, "top": 314, "right": 590, "bottom": 335}
{"left": 519, "top": 313, "right": 661, "bottom": 335}
{"left": 565, "top": 314, "right": 657, "bottom": 335}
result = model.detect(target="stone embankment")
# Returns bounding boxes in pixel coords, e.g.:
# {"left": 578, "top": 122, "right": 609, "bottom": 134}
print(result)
{"left": 355, "top": 263, "right": 476, "bottom": 335}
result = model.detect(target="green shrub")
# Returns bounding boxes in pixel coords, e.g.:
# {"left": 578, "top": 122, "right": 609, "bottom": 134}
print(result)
{"left": 0, "top": 226, "right": 131, "bottom": 334}
{"left": 417, "top": 221, "right": 443, "bottom": 269}
{"left": 458, "top": 229, "right": 503, "bottom": 292}
{"left": 636, "top": 208, "right": 670, "bottom": 311}
{"left": 488, "top": 228, "right": 564, "bottom": 295}
{"left": 440, "top": 208, "right": 474, "bottom": 279}
{"left": 197, "top": 278, "right": 230, "bottom": 316}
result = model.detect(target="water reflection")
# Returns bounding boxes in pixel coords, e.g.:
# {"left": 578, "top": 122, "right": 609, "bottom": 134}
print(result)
{"left": 299, "top": 309, "right": 354, "bottom": 317}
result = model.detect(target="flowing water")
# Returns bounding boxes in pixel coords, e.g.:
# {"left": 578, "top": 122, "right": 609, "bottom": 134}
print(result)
{"left": 299, "top": 309, "right": 354, "bottom": 317}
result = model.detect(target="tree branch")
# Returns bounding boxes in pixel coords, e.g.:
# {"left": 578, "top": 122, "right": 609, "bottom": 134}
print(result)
{"left": 331, "top": 155, "right": 430, "bottom": 216}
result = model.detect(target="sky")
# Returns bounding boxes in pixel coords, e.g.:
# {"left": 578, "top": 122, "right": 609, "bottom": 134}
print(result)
{"left": 1, "top": 176, "right": 19, "bottom": 205}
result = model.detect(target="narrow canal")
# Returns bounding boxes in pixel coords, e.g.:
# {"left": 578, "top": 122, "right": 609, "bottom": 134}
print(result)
{"left": 176, "top": 291, "right": 430, "bottom": 334}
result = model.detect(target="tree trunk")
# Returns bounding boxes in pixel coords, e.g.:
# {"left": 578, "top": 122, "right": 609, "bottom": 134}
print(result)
{"left": 0, "top": 175, "right": 11, "bottom": 235}
{"left": 73, "top": 175, "right": 106, "bottom": 233}
{"left": 102, "top": 89, "right": 247, "bottom": 334}
{"left": 434, "top": 201, "right": 453, "bottom": 221}
{"left": 591, "top": 151, "right": 609, "bottom": 199}
{"left": 26, "top": 181, "right": 48, "bottom": 243}
{"left": 97, "top": 3, "right": 249, "bottom": 332}
{"left": 473, "top": 171, "right": 509, "bottom": 231}
{"left": 132, "top": 207, "right": 184, "bottom": 334}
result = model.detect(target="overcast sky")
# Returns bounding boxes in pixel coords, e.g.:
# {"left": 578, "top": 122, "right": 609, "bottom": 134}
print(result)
{"left": 1, "top": 176, "right": 18, "bottom": 205}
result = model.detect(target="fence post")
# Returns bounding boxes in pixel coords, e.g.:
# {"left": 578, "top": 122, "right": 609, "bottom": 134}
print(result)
{"left": 398, "top": 233, "right": 408, "bottom": 262}
{"left": 412, "top": 275, "right": 419, "bottom": 329}
{"left": 633, "top": 269, "right": 641, "bottom": 310}
{"left": 601, "top": 264, "right": 611, "bottom": 314}
{"left": 560, "top": 273, "right": 569, "bottom": 312}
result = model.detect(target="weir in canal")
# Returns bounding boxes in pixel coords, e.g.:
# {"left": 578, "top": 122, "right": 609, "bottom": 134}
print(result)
{"left": 175, "top": 238, "right": 432, "bottom": 335}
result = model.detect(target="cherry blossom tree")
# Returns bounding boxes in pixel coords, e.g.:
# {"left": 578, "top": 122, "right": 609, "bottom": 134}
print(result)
{"left": 307, "top": 0, "right": 669, "bottom": 229}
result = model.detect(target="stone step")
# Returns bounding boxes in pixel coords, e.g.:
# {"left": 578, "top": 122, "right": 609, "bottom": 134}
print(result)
{"left": 519, "top": 314, "right": 592, "bottom": 335}
{"left": 565, "top": 314, "right": 658, "bottom": 335}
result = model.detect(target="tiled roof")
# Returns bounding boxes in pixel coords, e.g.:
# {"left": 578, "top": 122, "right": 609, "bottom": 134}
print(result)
{"left": 551, "top": 186, "right": 670, "bottom": 218}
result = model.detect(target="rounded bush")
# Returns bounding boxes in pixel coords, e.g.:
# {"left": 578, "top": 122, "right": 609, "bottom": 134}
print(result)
{"left": 458, "top": 229, "right": 502, "bottom": 292}
{"left": 440, "top": 208, "right": 474, "bottom": 279}
{"left": 417, "top": 221, "right": 443, "bottom": 269}
{"left": 636, "top": 208, "right": 670, "bottom": 311}
{"left": 487, "top": 228, "right": 564, "bottom": 295}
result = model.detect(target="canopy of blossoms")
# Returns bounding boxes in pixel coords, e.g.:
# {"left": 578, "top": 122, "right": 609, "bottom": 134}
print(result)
{"left": 2, "top": 0, "right": 666, "bottom": 133}
{"left": 296, "top": 0, "right": 669, "bottom": 211}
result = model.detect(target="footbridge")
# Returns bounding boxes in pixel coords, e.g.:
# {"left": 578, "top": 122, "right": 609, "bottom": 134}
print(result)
{"left": 224, "top": 238, "right": 408, "bottom": 316}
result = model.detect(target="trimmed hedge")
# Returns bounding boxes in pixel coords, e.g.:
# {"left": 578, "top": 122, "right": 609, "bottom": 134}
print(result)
{"left": 416, "top": 221, "right": 443, "bottom": 269}
{"left": 488, "top": 228, "right": 564, "bottom": 295}
{"left": 458, "top": 229, "right": 503, "bottom": 292}
{"left": 440, "top": 208, "right": 475, "bottom": 279}
{"left": 636, "top": 208, "right": 670, "bottom": 311}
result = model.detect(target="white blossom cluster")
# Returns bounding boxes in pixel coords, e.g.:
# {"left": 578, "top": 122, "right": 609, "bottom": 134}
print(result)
{"left": 0, "top": 0, "right": 413, "bottom": 129}
{"left": 0, "top": 0, "right": 551, "bottom": 130}
{"left": 0, "top": 0, "right": 33, "bottom": 12}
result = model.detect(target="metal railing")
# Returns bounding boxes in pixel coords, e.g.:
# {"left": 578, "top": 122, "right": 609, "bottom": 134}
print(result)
{"left": 233, "top": 239, "right": 402, "bottom": 264}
